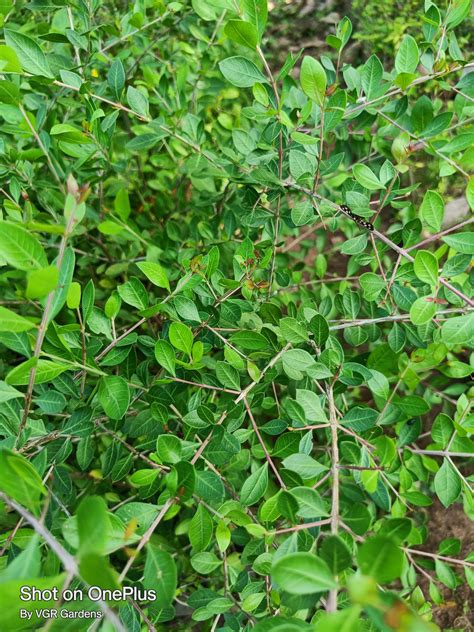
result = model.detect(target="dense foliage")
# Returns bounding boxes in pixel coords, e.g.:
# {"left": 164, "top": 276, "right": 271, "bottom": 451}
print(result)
{"left": 0, "top": 1, "right": 473, "bottom": 630}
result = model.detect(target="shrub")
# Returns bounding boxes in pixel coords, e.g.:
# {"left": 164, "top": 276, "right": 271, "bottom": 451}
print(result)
{"left": 0, "top": 1, "right": 473, "bottom": 631}
{"left": 352, "top": 0, "right": 473, "bottom": 61}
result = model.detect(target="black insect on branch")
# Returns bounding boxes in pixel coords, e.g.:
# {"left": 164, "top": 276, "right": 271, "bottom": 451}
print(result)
{"left": 340, "top": 204, "right": 374, "bottom": 231}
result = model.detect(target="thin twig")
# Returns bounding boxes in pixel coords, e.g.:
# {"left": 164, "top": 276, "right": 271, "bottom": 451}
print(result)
{"left": 0, "top": 492, "right": 126, "bottom": 631}
{"left": 326, "top": 384, "right": 339, "bottom": 612}
{"left": 118, "top": 498, "right": 175, "bottom": 583}
{"left": 244, "top": 398, "right": 287, "bottom": 490}
{"left": 404, "top": 547, "right": 474, "bottom": 569}
{"left": 16, "top": 190, "right": 79, "bottom": 445}
{"left": 273, "top": 518, "right": 331, "bottom": 535}
{"left": 19, "top": 105, "right": 64, "bottom": 191}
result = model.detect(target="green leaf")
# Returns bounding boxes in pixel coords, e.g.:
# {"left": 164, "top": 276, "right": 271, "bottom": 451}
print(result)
{"left": 253, "top": 618, "right": 314, "bottom": 632}
{"left": 243, "top": 592, "right": 266, "bottom": 613}
{"left": 435, "top": 559, "right": 457, "bottom": 588}
{"left": 410, "top": 297, "right": 436, "bottom": 326}
{"left": 48, "top": 248, "right": 75, "bottom": 324}
{"left": 0, "top": 576, "right": 67, "bottom": 630}
{"left": 79, "top": 552, "right": 120, "bottom": 593}
{"left": 281, "top": 349, "right": 315, "bottom": 380}
{"left": 117, "top": 277, "right": 148, "bottom": 310}
{"left": 229, "top": 330, "right": 269, "bottom": 350}
{"left": 281, "top": 454, "right": 328, "bottom": 480}
{"left": 411, "top": 96, "right": 433, "bottom": 133}
{"left": 205, "top": 246, "right": 220, "bottom": 277}
{"left": 0, "top": 381, "right": 23, "bottom": 403}
{"left": 0, "top": 79, "right": 20, "bottom": 104}
{"left": 403, "top": 492, "right": 430, "bottom": 508}
{"left": 129, "top": 469, "right": 159, "bottom": 488}
{"left": 395, "top": 35, "right": 419, "bottom": 74}
{"left": 361, "top": 469, "right": 379, "bottom": 493}
{"left": 361, "top": 54, "right": 383, "bottom": 99}
{"left": 289, "top": 486, "right": 329, "bottom": 518}
{"left": 423, "top": 112, "right": 453, "bottom": 138}
{"left": 277, "top": 493, "right": 299, "bottom": 522}
{"left": 0, "top": 306, "right": 35, "bottom": 332}
{"left": 340, "top": 234, "right": 367, "bottom": 255}
{"left": 319, "top": 535, "right": 353, "bottom": 573}
{"left": 240, "top": 462, "right": 268, "bottom": 506}
{"left": 367, "top": 370, "right": 389, "bottom": 400}
{"left": 108, "top": 58, "right": 125, "bottom": 100}
{"left": 271, "top": 553, "right": 337, "bottom": 594}
{"left": 434, "top": 459, "right": 461, "bottom": 508}
{"left": 98, "top": 375, "right": 130, "bottom": 420}
{"left": 192, "top": 0, "right": 219, "bottom": 20}
{"left": 0, "top": 45, "right": 22, "bottom": 73}
{"left": 59, "top": 69, "right": 82, "bottom": 89}
{"left": 136, "top": 261, "right": 170, "bottom": 291}
{"left": 0, "top": 535, "right": 40, "bottom": 582}
{"left": 224, "top": 20, "right": 258, "bottom": 49}
{"left": 419, "top": 190, "right": 444, "bottom": 232}
{"left": 242, "top": 0, "right": 268, "bottom": 39}
{"left": 191, "top": 551, "right": 222, "bottom": 574}
{"left": 442, "top": 232, "right": 474, "bottom": 254}
{"left": 189, "top": 505, "right": 213, "bottom": 552}
{"left": 216, "top": 361, "right": 241, "bottom": 390}
{"left": 289, "top": 149, "right": 316, "bottom": 180}
{"left": 441, "top": 314, "right": 474, "bottom": 344}
{"left": 154, "top": 340, "right": 176, "bottom": 376}
{"left": 446, "top": 0, "right": 471, "bottom": 28}
{"left": 114, "top": 188, "right": 131, "bottom": 220}
{"left": 126, "top": 133, "right": 163, "bottom": 151}
{"left": 6, "top": 359, "right": 70, "bottom": 385}
{"left": 359, "top": 272, "right": 385, "bottom": 301}
{"left": 280, "top": 317, "right": 309, "bottom": 344}
{"left": 51, "top": 123, "right": 89, "bottom": 143}
{"left": 174, "top": 296, "right": 201, "bottom": 322}
{"left": 395, "top": 395, "right": 430, "bottom": 416}
{"left": 441, "top": 254, "right": 471, "bottom": 277}
{"left": 352, "top": 164, "right": 384, "bottom": 190}
{"left": 309, "top": 314, "right": 330, "bottom": 346}
{"left": 357, "top": 536, "right": 404, "bottom": 583}
{"left": 4, "top": 29, "right": 53, "bottom": 78}
{"left": 67, "top": 281, "right": 81, "bottom": 309}
{"left": 144, "top": 546, "right": 177, "bottom": 607}
{"left": 126, "top": 86, "right": 149, "bottom": 117}
{"left": 157, "top": 435, "right": 182, "bottom": 464}
{"left": 413, "top": 250, "right": 438, "bottom": 286}
{"left": 169, "top": 322, "right": 193, "bottom": 356}
{"left": 219, "top": 56, "right": 267, "bottom": 88}
{"left": 104, "top": 291, "right": 122, "bottom": 318}
{"left": 291, "top": 200, "right": 313, "bottom": 226}
{"left": 26, "top": 265, "right": 59, "bottom": 299}
{"left": 300, "top": 56, "right": 327, "bottom": 105}
{"left": 0, "top": 221, "right": 48, "bottom": 270}
{"left": 295, "top": 389, "right": 328, "bottom": 422}
{"left": 77, "top": 496, "right": 108, "bottom": 557}
{"left": 341, "top": 406, "right": 378, "bottom": 432}
{"left": 337, "top": 16, "right": 352, "bottom": 47}
{"left": 0, "top": 449, "right": 46, "bottom": 514}
{"left": 466, "top": 178, "right": 474, "bottom": 211}
{"left": 314, "top": 608, "right": 365, "bottom": 632}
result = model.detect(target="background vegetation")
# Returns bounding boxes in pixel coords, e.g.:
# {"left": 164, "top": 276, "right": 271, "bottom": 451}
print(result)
{"left": 0, "top": 0, "right": 473, "bottom": 630}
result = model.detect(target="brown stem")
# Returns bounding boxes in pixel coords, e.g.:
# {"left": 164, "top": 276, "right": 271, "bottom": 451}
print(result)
{"left": 0, "top": 492, "right": 126, "bottom": 631}
{"left": 16, "top": 196, "right": 79, "bottom": 446}
{"left": 404, "top": 547, "right": 474, "bottom": 569}
{"left": 273, "top": 518, "right": 331, "bottom": 535}
{"left": 244, "top": 398, "right": 287, "bottom": 490}
{"left": 326, "top": 384, "right": 339, "bottom": 612}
